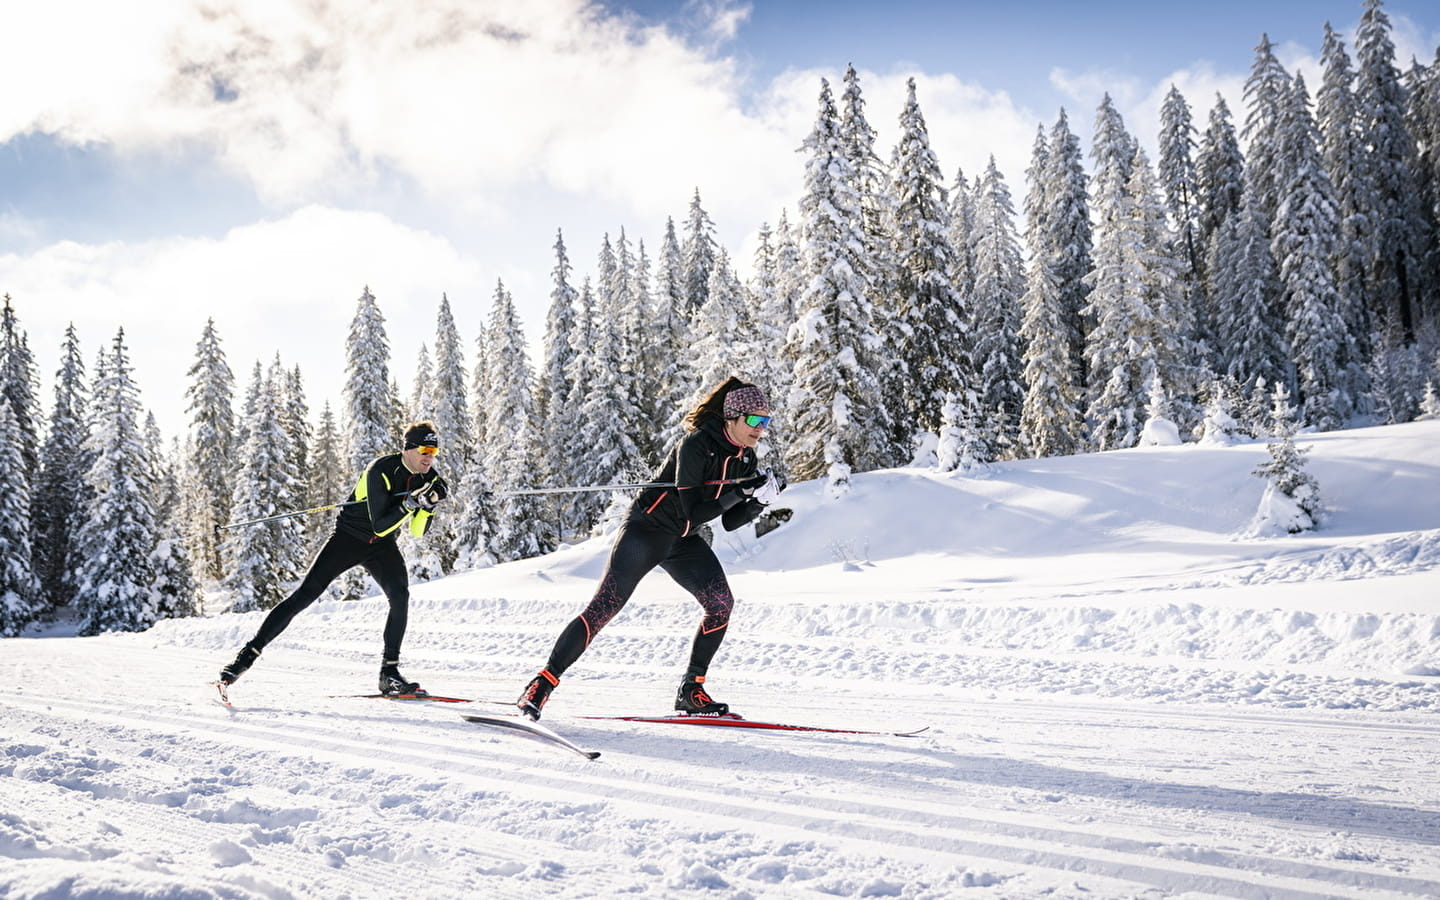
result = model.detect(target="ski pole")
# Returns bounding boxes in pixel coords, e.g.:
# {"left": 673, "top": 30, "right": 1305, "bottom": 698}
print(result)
{"left": 486, "top": 478, "right": 747, "bottom": 497}
{"left": 216, "top": 500, "right": 363, "bottom": 531}
{"left": 217, "top": 491, "right": 412, "bottom": 531}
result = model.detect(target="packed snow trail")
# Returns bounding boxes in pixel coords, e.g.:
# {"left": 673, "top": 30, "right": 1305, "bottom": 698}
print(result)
{"left": 4, "top": 421, "right": 1439, "bottom": 898}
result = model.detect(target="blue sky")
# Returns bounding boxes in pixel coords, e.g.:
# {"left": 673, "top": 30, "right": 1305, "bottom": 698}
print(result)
{"left": 1, "top": 0, "right": 1436, "bottom": 440}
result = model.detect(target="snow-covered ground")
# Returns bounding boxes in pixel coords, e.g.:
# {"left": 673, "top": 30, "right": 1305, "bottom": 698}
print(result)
{"left": 4, "top": 420, "right": 1439, "bottom": 899}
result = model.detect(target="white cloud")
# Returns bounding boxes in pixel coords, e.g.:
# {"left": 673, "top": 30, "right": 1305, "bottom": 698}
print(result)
{"left": 0, "top": 0, "right": 798, "bottom": 233}
{"left": 0, "top": 206, "right": 488, "bottom": 437}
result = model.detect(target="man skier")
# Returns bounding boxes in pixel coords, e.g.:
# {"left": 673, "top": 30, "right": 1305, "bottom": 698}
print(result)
{"left": 216, "top": 421, "right": 449, "bottom": 697}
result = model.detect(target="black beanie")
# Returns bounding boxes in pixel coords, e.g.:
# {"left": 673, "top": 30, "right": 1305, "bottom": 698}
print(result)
{"left": 403, "top": 423, "right": 439, "bottom": 449}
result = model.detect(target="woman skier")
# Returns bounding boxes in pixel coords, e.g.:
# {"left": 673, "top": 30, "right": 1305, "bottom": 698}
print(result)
{"left": 516, "top": 378, "right": 784, "bottom": 719}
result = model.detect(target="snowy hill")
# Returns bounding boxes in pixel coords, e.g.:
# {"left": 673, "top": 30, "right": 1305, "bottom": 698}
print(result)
{"left": 3, "top": 421, "right": 1439, "bottom": 899}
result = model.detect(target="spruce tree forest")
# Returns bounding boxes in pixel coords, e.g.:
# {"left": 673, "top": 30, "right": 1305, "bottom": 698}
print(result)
{"left": 2, "top": 0, "right": 1439, "bottom": 637}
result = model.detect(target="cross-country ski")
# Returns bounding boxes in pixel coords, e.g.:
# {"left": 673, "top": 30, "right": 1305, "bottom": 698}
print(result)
{"left": 461, "top": 713, "right": 601, "bottom": 760}
{"left": 581, "top": 713, "right": 928, "bottom": 737}
{"left": 334, "top": 692, "right": 473, "bottom": 703}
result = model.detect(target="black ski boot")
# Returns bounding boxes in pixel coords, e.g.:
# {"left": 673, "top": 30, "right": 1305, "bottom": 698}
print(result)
{"left": 517, "top": 669, "right": 558, "bottom": 720}
{"left": 219, "top": 645, "right": 260, "bottom": 686}
{"left": 675, "top": 675, "right": 729, "bottom": 716}
{"left": 378, "top": 661, "right": 424, "bottom": 696}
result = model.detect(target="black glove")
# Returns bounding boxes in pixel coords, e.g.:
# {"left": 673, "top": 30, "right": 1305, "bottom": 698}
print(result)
{"left": 403, "top": 483, "right": 440, "bottom": 512}
{"left": 426, "top": 475, "right": 449, "bottom": 502}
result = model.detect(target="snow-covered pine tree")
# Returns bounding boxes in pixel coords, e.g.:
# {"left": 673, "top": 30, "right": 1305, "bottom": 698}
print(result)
{"left": 946, "top": 166, "right": 978, "bottom": 300}
{"left": 1410, "top": 52, "right": 1440, "bottom": 305}
{"left": 690, "top": 247, "right": 749, "bottom": 392}
{"left": 1247, "top": 381, "right": 1324, "bottom": 536}
{"left": 843, "top": 66, "right": 903, "bottom": 463}
{"left": 1366, "top": 318, "right": 1424, "bottom": 423}
{"left": 275, "top": 361, "right": 311, "bottom": 579}
{"left": 140, "top": 414, "right": 167, "bottom": 524}
{"left": 408, "top": 343, "right": 433, "bottom": 420}
{"left": 1156, "top": 90, "right": 1215, "bottom": 433}
{"left": 35, "top": 324, "right": 89, "bottom": 615}
{"left": 399, "top": 349, "right": 442, "bottom": 577}
{"left": 1273, "top": 72, "right": 1349, "bottom": 430}
{"left": 1198, "top": 377, "right": 1246, "bottom": 445}
{"left": 1196, "top": 95, "right": 1247, "bottom": 352}
{"left": 558, "top": 277, "right": 606, "bottom": 536}
{"left": 1038, "top": 110, "right": 1094, "bottom": 394}
{"left": 786, "top": 77, "right": 886, "bottom": 494}
{"left": 181, "top": 318, "right": 235, "bottom": 581}
{"left": 575, "top": 259, "right": 648, "bottom": 523}
{"left": 1158, "top": 86, "right": 1205, "bottom": 323}
{"left": 0, "top": 296, "right": 41, "bottom": 484}
{"left": 1197, "top": 96, "right": 1247, "bottom": 247}
{"left": 1138, "top": 371, "right": 1183, "bottom": 446}
{"left": 1085, "top": 134, "right": 1186, "bottom": 451}
{"left": 233, "top": 359, "right": 261, "bottom": 456}
{"left": 1317, "top": 24, "right": 1376, "bottom": 413}
{"left": 773, "top": 209, "right": 804, "bottom": 325}
{"left": 1416, "top": 380, "right": 1440, "bottom": 419}
{"left": 935, "top": 390, "right": 983, "bottom": 474}
{"left": 1210, "top": 180, "right": 1287, "bottom": 403}
{"left": 680, "top": 189, "right": 718, "bottom": 318}
{"left": 0, "top": 296, "right": 41, "bottom": 630}
{"left": 1092, "top": 94, "right": 1137, "bottom": 207}
{"left": 75, "top": 329, "right": 160, "bottom": 634}
{"left": 609, "top": 228, "right": 657, "bottom": 465}
{"left": 1019, "top": 195, "right": 1084, "bottom": 458}
{"left": 221, "top": 364, "right": 302, "bottom": 612}
{"left": 149, "top": 429, "right": 199, "bottom": 619}
{"left": 0, "top": 400, "right": 37, "bottom": 635}
{"left": 888, "top": 77, "right": 966, "bottom": 444}
{"left": 629, "top": 237, "right": 666, "bottom": 456}
{"left": 306, "top": 401, "right": 346, "bottom": 557}
{"left": 970, "top": 156, "right": 1026, "bottom": 459}
{"left": 841, "top": 64, "right": 890, "bottom": 250}
{"left": 1355, "top": 0, "right": 1431, "bottom": 338}
{"left": 651, "top": 218, "right": 694, "bottom": 446}
{"left": 451, "top": 298, "right": 496, "bottom": 569}
{"left": 149, "top": 532, "right": 200, "bottom": 621}
{"left": 431, "top": 294, "right": 470, "bottom": 460}
{"left": 1242, "top": 34, "right": 1293, "bottom": 230}
{"left": 481, "top": 281, "right": 552, "bottom": 561}
{"left": 344, "top": 286, "right": 398, "bottom": 472}
{"left": 421, "top": 295, "right": 470, "bottom": 574}
{"left": 539, "top": 231, "right": 578, "bottom": 458}
{"left": 747, "top": 222, "right": 792, "bottom": 476}
{"left": 448, "top": 453, "right": 493, "bottom": 572}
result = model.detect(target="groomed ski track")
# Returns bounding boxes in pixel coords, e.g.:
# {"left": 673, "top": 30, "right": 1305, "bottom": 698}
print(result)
{"left": 3, "top": 638, "right": 1438, "bottom": 899}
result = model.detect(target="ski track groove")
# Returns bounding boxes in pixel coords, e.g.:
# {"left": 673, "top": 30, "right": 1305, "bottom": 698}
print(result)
{"left": 5, "top": 689, "right": 1437, "bottom": 899}
{"left": 2, "top": 701, "right": 630, "bottom": 899}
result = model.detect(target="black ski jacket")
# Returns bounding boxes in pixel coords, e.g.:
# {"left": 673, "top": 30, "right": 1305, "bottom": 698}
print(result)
{"left": 335, "top": 453, "right": 444, "bottom": 543}
{"left": 630, "top": 417, "right": 764, "bottom": 536}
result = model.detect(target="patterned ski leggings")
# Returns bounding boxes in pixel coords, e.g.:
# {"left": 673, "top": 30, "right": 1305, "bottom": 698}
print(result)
{"left": 544, "top": 519, "right": 735, "bottom": 678}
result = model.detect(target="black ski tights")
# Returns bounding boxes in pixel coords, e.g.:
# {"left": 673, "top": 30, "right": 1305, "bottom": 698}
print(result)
{"left": 545, "top": 520, "right": 735, "bottom": 678}
{"left": 249, "top": 532, "right": 411, "bottom": 660}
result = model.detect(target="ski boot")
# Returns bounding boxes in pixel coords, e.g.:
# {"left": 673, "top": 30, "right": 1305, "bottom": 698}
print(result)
{"left": 675, "top": 674, "right": 729, "bottom": 717}
{"left": 219, "top": 644, "right": 260, "bottom": 686}
{"left": 378, "top": 661, "right": 424, "bottom": 696}
{"left": 517, "top": 669, "right": 559, "bottom": 720}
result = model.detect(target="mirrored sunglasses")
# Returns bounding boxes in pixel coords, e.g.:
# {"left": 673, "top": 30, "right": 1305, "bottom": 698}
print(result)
{"left": 415, "top": 445, "right": 439, "bottom": 456}
{"left": 740, "top": 414, "right": 771, "bottom": 428}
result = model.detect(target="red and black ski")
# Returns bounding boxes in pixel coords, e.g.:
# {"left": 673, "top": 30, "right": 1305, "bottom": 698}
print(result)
{"left": 581, "top": 713, "right": 928, "bottom": 737}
